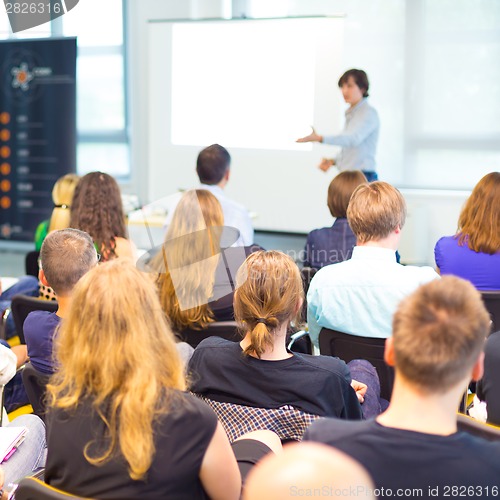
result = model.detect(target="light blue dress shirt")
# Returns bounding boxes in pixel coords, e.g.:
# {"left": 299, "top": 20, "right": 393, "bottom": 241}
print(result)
{"left": 323, "top": 98, "right": 380, "bottom": 172}
{"left": 307, "top": 246, "right": 439, "bottom": 347}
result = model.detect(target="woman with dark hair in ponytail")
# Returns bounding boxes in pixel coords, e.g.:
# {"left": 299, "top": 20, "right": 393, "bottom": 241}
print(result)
{"left": 188, "top": 250, "right": 366, "bottom": 422}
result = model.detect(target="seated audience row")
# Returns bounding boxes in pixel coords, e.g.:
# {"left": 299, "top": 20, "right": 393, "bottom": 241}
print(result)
{"left": 305, "top": 277, "right": 500, "bottom": 492}
{"left": 44, "top": 259, "right": 277, "bottom": 499}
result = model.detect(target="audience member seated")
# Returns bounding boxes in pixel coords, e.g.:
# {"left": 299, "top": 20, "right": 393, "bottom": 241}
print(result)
{"left": 307, "top": 181, "right": 439, "bottom": 347}
{"left": 244, "top": 442, "right": 375, "bottom": 500}
{"left": 156, "top": 190, "right": 260, "bottom": 335}
{"left": 303, "top": 170, "right": 367, "bottom": 270}
{"left": 24, "top": 229, "right": 99, "bottom": 375}
{"left": 34, "top": 173, "right": 80, "bottom": 301}
{"left": 34, "top": 173, "right": 80, "bottom": 252}
{"left": 45, "top": 260, "right": 275, "bottom": 499}
{"left": 162, "top": 144, "right": 254, "bottom": 246}
{"left": 477, "top": 330, "right": 500, "bottom": 427}
{"left": 189, "top": 250, "right": 366, "bottom": 423}
{"left": 0, "top": 414, "right": 46, "bottom": 487}
{"left": 0, "top": 341, "right": 30, "bottom": 414}
{"left": 434, "top": 171, "right": 500, "bottom": 290}
{"left": 305, "top": 277, "right": 500, "bottom": 492}
{"left": 70, "top": 171, "right": 136, "bottom": 262}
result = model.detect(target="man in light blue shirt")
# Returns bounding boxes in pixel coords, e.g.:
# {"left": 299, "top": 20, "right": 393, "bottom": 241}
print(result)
{"left": 297, "top": 69, "right": 379, "bottom": 181}
{"left": 307, "top": 182, "right": 439, "bottom": 347}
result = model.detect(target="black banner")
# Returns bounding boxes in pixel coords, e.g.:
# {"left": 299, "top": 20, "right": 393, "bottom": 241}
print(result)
{"left": 0, "top": 37, "right": 76, "bottom": 242}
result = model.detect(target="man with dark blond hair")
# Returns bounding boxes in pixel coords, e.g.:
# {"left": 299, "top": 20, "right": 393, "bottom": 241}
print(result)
{"left": 306, "top": 277, "right": 500, "bottom": 494}
{"left": 307, "top": 181, "right": 438, "bottom": 347}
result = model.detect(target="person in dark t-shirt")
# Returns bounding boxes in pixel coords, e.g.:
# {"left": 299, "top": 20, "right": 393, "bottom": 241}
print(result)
{"left": 24, "top": 229, "right": 99, "bottom": 374}
{"left": 305, "top": 277, "right": 500, "bottom": 497}
{"left": 189, "top": 250, "right": 365, "bottom": 423}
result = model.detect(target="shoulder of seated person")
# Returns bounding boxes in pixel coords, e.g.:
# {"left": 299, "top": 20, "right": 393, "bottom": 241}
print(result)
{"left": 195, "top": 336, "right": 233, "bottom": 350}
{"left": 294, "top": 352, "right": 348, "bottom": 372}
{"left": 25, "top": 309, "right": 55, "bottom": 323}
{"left": 306, "top": 417, "right": 371, "bottom": 442}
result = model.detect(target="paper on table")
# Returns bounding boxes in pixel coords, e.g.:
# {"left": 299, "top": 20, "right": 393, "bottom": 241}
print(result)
{"left": 0, "top": 278, "right": 20, "bottom": 293}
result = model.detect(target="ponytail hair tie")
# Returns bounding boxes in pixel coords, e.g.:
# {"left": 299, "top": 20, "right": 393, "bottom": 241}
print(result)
{"left": 256, "top": 318, "right": 267, "bottom": 324}
{"left": 54, "top": 204, "right": 70, "bottom": 209}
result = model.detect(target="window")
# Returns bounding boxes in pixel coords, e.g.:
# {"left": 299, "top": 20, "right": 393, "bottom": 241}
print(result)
{"left": 62, "top": 0, "right": 128, "bottom": 178}
{"left": 0, "top": 0, "right": 129, "bottom": 178}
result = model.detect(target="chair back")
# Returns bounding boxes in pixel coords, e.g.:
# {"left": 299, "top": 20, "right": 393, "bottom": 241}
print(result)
{"left": 481, "top": 291, "right": 500, "bottom": 334}
{"left": 15, "top": 476, "right": 89, "bottom": 499}
{"left": 319, "top": 328, "right": 394, "bottom": 401}
{"left": 178, "top": 321, "right": 240, "bottom": 349}
{"left": 300, "top": 267, "right": 317, "bottom": 322}
{"left": 457, "top": 414, "right": 500, "bottom": 442}
{"left": 21, "top": 362, "right": 50, "bottom": 421}
{"left": 25, "top": 251, "right": 40, "bottom": 278}
{"left": 197, "top": 395, "right": 320, "bottom": 443}
{"left": 11, "top": 295, "right": 58, "bottom": 344}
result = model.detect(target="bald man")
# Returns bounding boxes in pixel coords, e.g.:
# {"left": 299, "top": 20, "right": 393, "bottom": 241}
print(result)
{"left": 243, "top": 442, "right": 375, "bottom": 500}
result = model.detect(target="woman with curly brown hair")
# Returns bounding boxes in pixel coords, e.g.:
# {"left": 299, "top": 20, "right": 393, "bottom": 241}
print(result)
{"left": 70, "top": 171, "right": 135, "bottom": 262}
{"left": 434, "top": 172, "right": 500, "bottom": 290}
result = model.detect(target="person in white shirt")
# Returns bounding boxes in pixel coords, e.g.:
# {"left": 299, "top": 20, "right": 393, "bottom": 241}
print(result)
{"left": 307, "top": 181, "right": 439, "bottom": 347}
{"left": 164, "top": 144, "right": 254, "bottom": 246}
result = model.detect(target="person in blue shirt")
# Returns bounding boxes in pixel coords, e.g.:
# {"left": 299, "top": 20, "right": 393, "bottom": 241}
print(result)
{"left": 297, "top": 69, "right": 380, "bottom": 182}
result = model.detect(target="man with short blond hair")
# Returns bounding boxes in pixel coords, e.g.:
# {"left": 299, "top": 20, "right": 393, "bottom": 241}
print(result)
{"left": 305, "top": 277, "right": 500, "bottom": 493}
{"left": 307, "top": 181, "right": 438, "bottom": 347}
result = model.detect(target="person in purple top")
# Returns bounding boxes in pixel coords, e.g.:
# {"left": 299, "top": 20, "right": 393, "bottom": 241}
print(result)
{"left": 434, "top": 172, "right": 500, "bottom": 290}
{"left": 303, "top": 170, "right": 367, "bottom": 270}
{"left": 24, "top": 229, "right": 99, "bottom": 374}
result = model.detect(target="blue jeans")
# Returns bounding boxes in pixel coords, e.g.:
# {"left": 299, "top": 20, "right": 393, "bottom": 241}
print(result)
{"left": 347, "top": 359, "right": 389, "bottom": 419}
{"left": 0, "top": 276, "right": 39, "bottom": 339}
{"left": 2, "top": 414, "right": 46, "bottom": 486}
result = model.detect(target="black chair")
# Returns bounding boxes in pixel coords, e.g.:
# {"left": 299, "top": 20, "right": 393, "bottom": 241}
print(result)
{"left": 287, "top": 330, "right": 312, "bottom": 355}
{"left": 25, "top": 251, "right": 40, "bottom": 278}
{"left": 319, "top": 328, "right": 394, "bottom": 401}
{"left": 15, "top": 476, "right": 87, "bottom": 499}
{"left": 178, "top": 321, "right": 240, "bottom": 349}
{"left": 300, "top": 267, "right": 317, "bottom": 322}
{"left": 457, "top": 414, "right": 500, "bottom": 442}
{"left": 11, "top": 295, "right": 58, "bottom": 344}
{"left": 21, "top": 362, "right": 50, "bottom": 422}
{"left": 481, "top": 291, "right": 500, "bottom": 334}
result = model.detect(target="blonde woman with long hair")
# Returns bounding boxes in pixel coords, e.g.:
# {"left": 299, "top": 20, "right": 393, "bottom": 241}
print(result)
{"left": 189, "top": 251, "right": 368, "bottom": 422}
{"left": 156, "top": 189, "right": 224, "bottom": 332}
{"left": 434, "top": 171, "right": 500, "bottom": 290}
{"left": 44, "top": 259, "right": 242, "bottom": 499}
{"left": 34, "top": 173, "right": 80, "bottom": 251}
{"left": 156, "top": 189, "right": 258, "bottom": 337}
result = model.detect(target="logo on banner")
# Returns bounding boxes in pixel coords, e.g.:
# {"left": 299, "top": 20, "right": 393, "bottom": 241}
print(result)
{"left": 1, "top": 50, "right": 53, "bottom": 103}
{"left": 3, "top": 1, "right": 80, "bottom": 33}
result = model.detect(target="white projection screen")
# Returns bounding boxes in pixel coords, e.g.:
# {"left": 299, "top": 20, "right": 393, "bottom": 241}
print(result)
{"left": 147, "top": 17, "right": 345, "bottom": 233}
